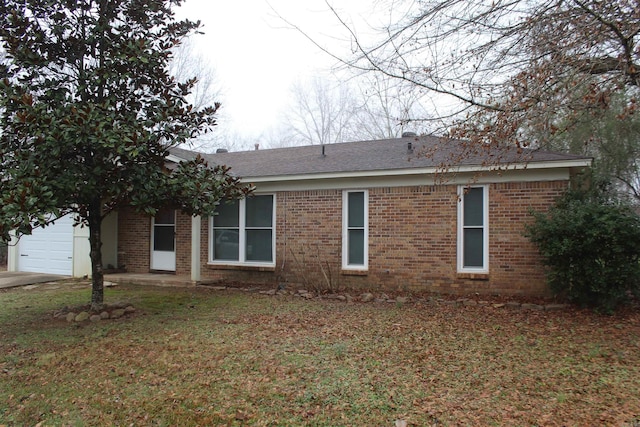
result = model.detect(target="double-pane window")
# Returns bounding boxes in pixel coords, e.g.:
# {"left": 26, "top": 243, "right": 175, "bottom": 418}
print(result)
{"left": 211, "top": 195, "right": 274, "bottom": 264}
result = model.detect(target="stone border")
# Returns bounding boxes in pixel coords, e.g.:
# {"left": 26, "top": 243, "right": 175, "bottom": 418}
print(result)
{"left": 53, "top": 302, "right": 136, "bottom": 323}
{"left": 203, "top": 286, "right": 568, "bottom": 311}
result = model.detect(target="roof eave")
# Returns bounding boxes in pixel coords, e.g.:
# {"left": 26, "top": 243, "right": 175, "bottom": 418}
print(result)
{"left": 237, "top": 158, "right": 593, "bottom": 183}
{"left": 166, "top": 154, "right": 187, "bottom": 163}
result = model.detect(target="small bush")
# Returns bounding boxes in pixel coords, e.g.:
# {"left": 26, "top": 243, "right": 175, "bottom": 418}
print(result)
{"left": 526, "top": 186, "right": 640, "bottom": 312}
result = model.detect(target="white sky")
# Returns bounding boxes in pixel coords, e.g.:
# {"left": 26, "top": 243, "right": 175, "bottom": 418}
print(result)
{"left": 176, "top": 0, "right": 385, "bottom": 140}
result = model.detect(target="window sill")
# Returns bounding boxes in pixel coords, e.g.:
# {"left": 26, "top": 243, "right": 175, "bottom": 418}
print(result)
{"left": 207, "top": 263, "right": 276, "bottom": 272}
{"left": 456, "top": 272, "right": 489, "bottom": 281}
{"left": 341, "top": 269, "right": 368, "bottom": 276}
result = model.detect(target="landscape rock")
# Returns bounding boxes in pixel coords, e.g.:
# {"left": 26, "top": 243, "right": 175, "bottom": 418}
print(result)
{"left": 522, "top": 303, "right": 544, "bottom": 310}
{"left": 124, "top": 305, "right": 136, "bottom": 314}
{"left": 463, "top": 299, "right": 478, "bottom": 306}
{"left": 66, "top": 312, "right": 77, "bottom": 322}
{"left": 505, "top": 302, "right": 521, "bottom": 309}
{"left": 360, "top": 293, "right": 374, "bottom": 302}
{"left": 492, "top": 303, "right": 506, "bottom": 309}
{"left": 100, "top": 311, "right": 110, "bottom": 319}
{"left": 396, "top": 296, "right": 409, "bottom": 304}
{"left": 109, "top": 301, "right": 129, "bottom": 309}
{"left": 89, "top": 314, "right": 102, "bottom": 322}
{"left": 545, "top": 304, "right": 567, "bottom": 311}
{"left": 74, "top": 312, "right": 90, "bottom": 322}
{"left": 110, "top": 309, "right": 126, "bottom": 319}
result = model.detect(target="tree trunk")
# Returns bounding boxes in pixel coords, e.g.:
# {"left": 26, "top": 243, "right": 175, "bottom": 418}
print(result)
{"left": 88, "top": 199, "right": 104, "bottom": 311}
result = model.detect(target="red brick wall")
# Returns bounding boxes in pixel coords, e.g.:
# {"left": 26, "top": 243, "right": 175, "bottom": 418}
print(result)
{"left": 117, "top": 207, "right": 191, "bottom": 275}
{"left": 368, "top": 185, "right": 458, "bottom": 293}
{"left": 117, "top": 207, "right": 151, "bottom": 273}
{"left": 119, "top": 180, "right": 568, "bottom": 296}
{"left": 276, "top": 190, "right": 343, "bottom": 287}
{"left": 485, "top": 181, "right": 567, "bottom": 294}
{"left": 174, "top": 211, "right": 191, "bottom": 276}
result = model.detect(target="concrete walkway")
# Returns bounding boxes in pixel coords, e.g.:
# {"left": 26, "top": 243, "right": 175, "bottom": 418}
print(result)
{"left": 0, "top": 271, "right": 69, "bottom": 289}
{"left": 0, "top": 271, "right": 199, "bottom": 290}
{"left": 105, "top": 273, "right": 195, "bottom": 287}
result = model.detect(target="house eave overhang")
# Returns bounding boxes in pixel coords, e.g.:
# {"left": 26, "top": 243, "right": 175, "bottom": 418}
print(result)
{"left": 167, "top": 154, "right": 187, "bottom": 163}
{"left": 238, "top": 159, "right": 592, "bottom": 184}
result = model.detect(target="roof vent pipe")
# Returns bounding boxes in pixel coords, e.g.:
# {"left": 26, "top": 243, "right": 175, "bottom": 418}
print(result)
{"left": 402, "top": 131, "right": 417, "bottom": 137}
{"left": 321, "top": 144, "right": 326, "bottom": 157}
{"left": 407, "top": 142, "right": 413, "bottom": 153}
{"left": 254, "top": 143, "right": 259, "bottom": 151}
{"left": 216, "top": 148, "right": 228, "bottom": 153}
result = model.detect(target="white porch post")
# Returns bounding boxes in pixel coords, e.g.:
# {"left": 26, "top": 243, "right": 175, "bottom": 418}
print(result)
{"left": 190, "top": 215, "right": 201, "bottom": 283}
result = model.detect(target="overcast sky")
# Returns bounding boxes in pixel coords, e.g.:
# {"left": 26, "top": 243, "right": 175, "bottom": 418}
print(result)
{"left": 176, "top": 0, "right": 386, "bottom": 141}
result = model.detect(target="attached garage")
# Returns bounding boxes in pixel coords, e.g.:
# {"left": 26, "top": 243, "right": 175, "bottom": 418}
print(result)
{"left": 17, "top": 215, "right": 74, "bottom": 275}
{"left": 8, "top": 212, "right": 118, "bottom": 278}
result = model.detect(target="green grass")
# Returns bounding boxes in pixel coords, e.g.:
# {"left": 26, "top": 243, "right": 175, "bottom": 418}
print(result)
{"left": 0, "top": 282, "right": 639, "bottom": 426}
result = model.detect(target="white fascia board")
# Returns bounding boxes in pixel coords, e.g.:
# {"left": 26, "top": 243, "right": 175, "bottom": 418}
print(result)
{"left": 166, "top": 154, "right": 186, "bottom": 163}
{"left": 247, "top": 167, "right": 581, "bottom": 193}
{"left": 239, "top": 159, "right": 592, "bottom": 186}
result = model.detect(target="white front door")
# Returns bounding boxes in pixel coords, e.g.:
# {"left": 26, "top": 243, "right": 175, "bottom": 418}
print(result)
{"left": 151, "top": 209, "right": 176, "bottom": 271}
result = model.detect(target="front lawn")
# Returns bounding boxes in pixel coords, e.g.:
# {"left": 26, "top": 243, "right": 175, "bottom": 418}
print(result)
{"left": 0, "top": 282, "right": 638, "bottom": 426}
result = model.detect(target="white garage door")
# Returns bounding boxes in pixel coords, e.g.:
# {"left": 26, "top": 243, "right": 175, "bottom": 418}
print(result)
{"left": 18, "top": 216, "right": 74, "bottom": 275}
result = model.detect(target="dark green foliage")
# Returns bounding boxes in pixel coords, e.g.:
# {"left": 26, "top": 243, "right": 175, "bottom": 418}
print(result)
{"left": 0, "top": 0, "right": 251, "bottom": 307}
{"left": 526, "top": 184, "right": 640, "bottom": 312}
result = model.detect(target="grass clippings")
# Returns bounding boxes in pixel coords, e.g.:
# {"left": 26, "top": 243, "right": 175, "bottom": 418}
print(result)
{"left": 0, "top": 283, "right": 639, "bottom": 426}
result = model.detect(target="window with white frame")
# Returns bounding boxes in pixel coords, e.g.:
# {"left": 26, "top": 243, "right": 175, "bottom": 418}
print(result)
{"left": 458, "top": 186, "right": 488, "bottom": 272}
{"left": 210, "top": 195, "right": 275, "bottom": 265}
{"left": 342, "top": 190, "right": 368, "bottom": 269}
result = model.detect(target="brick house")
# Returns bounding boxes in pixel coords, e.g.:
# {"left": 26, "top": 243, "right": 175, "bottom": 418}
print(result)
{"left": 116, "top": 135, "right": 591, "bottom": 296}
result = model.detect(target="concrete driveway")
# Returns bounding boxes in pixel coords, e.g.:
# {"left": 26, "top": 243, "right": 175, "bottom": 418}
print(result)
{"left": 0, "top": 271, "right": 68, "bottom": 289}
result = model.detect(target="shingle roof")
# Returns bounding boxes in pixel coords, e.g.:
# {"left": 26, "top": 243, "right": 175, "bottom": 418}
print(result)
{"left": 171, "top": 135, "right": 591, "bottom": 179}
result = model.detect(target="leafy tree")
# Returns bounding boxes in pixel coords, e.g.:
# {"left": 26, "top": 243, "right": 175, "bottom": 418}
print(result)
{"left": 0, "top": 0, "right": 251, "bottom": 309}
{"left": 526, "top": 183, "right": 640, "bottom": 312}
